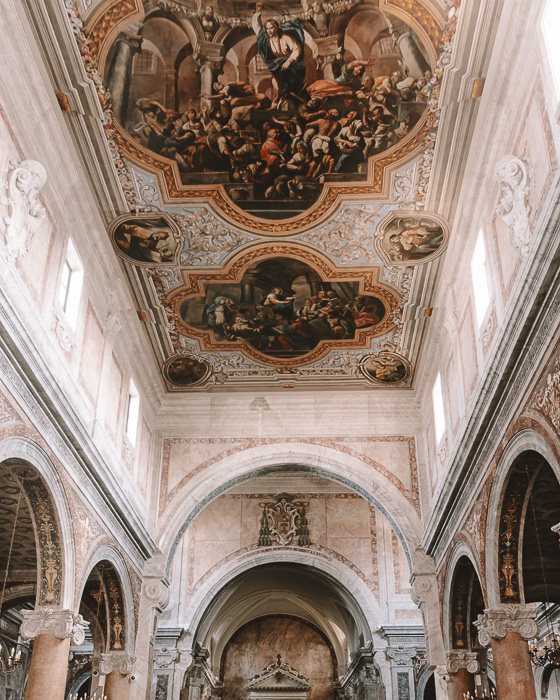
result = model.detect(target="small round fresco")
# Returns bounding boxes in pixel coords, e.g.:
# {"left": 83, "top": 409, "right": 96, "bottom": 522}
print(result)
{"left": 376, "top": 212, "right": 448, "bottom": 264}
{"left": 110, "top": 215, "right": 179, "bottom": 267}
{"left": 360, "top": 352, "right": 411, "bottom": 385}
{"left": 163, "top": 354, "right": 212, "bottom": 388}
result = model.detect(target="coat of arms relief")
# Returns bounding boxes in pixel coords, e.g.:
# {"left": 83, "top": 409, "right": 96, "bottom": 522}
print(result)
{"left": 258, "top": 493, "right": 310, "bottom": 547}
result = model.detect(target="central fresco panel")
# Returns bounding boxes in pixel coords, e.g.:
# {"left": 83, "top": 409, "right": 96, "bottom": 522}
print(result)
{"left": 74, "top": 0, "right": 460, "bottom": 388}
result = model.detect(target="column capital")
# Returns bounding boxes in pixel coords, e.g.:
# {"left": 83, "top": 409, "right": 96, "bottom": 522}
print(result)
{"left": 20, "top": 609, "right": 89, "bottom": 645}
{"left": 115, "top": 31, "right": 143, "bottom": 53}
{"left": 446, "top": 650, "right": 480, "bottom": 674}
{"left": 100, "top": 651, "right": 136, "bottom": 675}
{"left": 474, "top": 605, "right": 539, "bottom": 647}
{"left": 386, "top": 646, "right": 416, "bottom": 666}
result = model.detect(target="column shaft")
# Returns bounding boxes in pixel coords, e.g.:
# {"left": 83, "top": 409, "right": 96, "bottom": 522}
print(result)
{"left": 448, "top": 668, "right": 475, "bottom": 700}
{"left": 492, "top": 631, "right": 537, "bottom": 700}
{"left": 24, "top": 633, "right": 71, "bottom": 700}
{"left": 105, "top": 669, "right": 130, "bottom": 700}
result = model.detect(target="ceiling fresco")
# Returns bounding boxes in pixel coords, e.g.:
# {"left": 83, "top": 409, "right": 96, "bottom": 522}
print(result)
{"left": 66, "top": 0, "right": 461, "bottom": 389}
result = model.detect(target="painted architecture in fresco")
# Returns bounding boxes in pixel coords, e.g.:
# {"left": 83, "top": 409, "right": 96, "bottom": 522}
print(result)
{"left": 105, "top": 0, "right": 433, "bottom": 219}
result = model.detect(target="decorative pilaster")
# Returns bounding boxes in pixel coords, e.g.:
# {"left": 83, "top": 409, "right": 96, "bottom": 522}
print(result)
{"left": 129, "top": 576, "right": 170, "bottom": 700}
{"left": 21, "top": 610, "right": 89, "bottom": 700}
{"left": 475, "top": 606, "right": 538, "bottom": 700}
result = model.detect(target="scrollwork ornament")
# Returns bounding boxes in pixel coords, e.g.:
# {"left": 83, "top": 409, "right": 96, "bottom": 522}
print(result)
{"left": 142, "top": 578, "right": 170, "bottom": 611}
{"left": 446, "top": 651, "right": 480, "bottom": 675}
{"left": 495, "top": 155, "right": 531, "bottom": 256}
{"left": 474, "top": 606, "right": 539, "bottom": 648}
{"left": 100, "top": 651, "right": 136, "bottom": 675}
{"left": 1, "top": 158, "right": 47, "bottom": 261}
{"left": 20, "top": 609, "right": 89, "bottom": 645}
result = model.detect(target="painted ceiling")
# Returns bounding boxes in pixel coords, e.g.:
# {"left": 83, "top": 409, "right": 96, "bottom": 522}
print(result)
{"left": 68, "top": 0, "right": 460, "bottom": 389}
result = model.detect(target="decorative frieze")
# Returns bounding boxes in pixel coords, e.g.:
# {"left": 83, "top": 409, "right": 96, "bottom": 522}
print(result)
{"left": 474, "top": 606, "right": 539, "bottom": 647}
{"left": 20, "top": 609, "right": 89, "bottom": 645}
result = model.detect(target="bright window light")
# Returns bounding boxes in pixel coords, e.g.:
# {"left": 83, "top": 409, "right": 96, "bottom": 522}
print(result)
{"left": 432, "top": 373, "right": 446, "bottom": 445}
{"left": 125, "top": 379, "right": 140, "bottom": 446}
{"left": 470, "top": 230, "right": 491, "bottom": 327}
{"left": 543, "top": 0, "right": 560, "bottom": 100}
{"left": 57, "top": 238, "right": 83, "bottom": 329}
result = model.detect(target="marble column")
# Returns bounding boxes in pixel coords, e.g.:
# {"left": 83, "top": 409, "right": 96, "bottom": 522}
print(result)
{"left": 195, "top": 42, "right": 225, "bottom": 108}
{"left": 475, "top": 606, "right": 539, "bottom": 700}
{"left": 446, "top": 651, "right": 478, "bottom": 700}
{"left": 20, "top": 609, "right": 89, "bottom": 700}
{"left": 101, "top": 651, "right": 135, "bottom": 699}
{"left": 106, "top": 33, "right": 142, "bottom": 124}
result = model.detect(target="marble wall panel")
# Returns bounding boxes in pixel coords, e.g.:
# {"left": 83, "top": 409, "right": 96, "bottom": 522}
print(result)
{"left": 78, "top": 303, "right": 105, "bottom": 406}
{"left": 458, "top": 299, "right": 478, "bottom": 405}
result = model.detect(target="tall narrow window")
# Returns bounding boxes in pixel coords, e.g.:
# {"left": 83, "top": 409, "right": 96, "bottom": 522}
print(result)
{"left": 57, "top": 238, "right": 83, "bottom": 329}
{"left": 125, "top": 379, "right": 140, "bottom": 446}
{"left": 432, "top": 373, "right": 446, "bottom": 445}
{"left": 543, "top": 0, "right": 560, "bottom": 99}
{"left": 470, "top": 230, "right": 491, "bottom": 327}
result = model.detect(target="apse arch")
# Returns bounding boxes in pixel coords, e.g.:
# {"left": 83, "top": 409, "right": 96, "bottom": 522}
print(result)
{"left": 0, "top": 436, "right": 75, "bottom": 609}
{"left": 175, "top": 547, "right": 382, "bottom": 660}
{"left": 184, "top": 559, "right": 376, "bottom": 676}
{"left": 485, "top": 429, "right": 560, "bottom": 607}
{"left": 158, "top": 442, "right": 424, "bottom": 579}
{"left": 78, "top": 544, "right": 136, "bottom": 653}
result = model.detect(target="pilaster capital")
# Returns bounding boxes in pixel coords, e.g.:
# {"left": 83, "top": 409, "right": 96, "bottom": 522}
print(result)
{"left": 386, "top": 646, "right": 416, "bottom": 667}
{"left": 142, "top": 576, "right": 170, "bottom": 612}
{"left": 410, "top": 572, "right": 437, "bottom": 605}
{"left": 100, "top": 651, "right": 136, "bottom": 675}
{"left": 446, "top": 650, "right": 480, "bottom": 675}
{"left": 20, "top": 609, "right": 89, "bottom": 645}
{"left": 474, "top": 606, "right": 539, "bottom": 647}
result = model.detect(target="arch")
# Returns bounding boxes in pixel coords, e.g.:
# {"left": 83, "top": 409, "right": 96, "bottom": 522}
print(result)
{"left": 0, "top": 436, "right": 75, "bottom": 609}
{"left": 78, "top": 545, "right": 136, "bottom": 654}
{"left": 417, "top": 669, "right": 435, "bottom": 700}
{"left": 175, "top": 551, "right": 381, "bottom": 672}
{"left": 485, "top": 430, "right": 560, "bottom": 607}
{"left": 442, "top": 542, "right": 485, "bottom": 652}
{"left": 158, "top": 443, "right": 424, "bottom": 579}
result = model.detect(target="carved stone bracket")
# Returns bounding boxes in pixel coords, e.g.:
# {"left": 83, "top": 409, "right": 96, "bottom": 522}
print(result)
{"left": 446, "top": 650, "right": 480, "bottom": 675}
{"left": 474, "top": 606, "right": 539, "bottom": 648}
{"left": 495, "top": 154, "right": 531, "bottom": 256}
{"left": 100, "top": 651, "right": 136, "bottom": 675}
{"left": 20, "top": 609, "right": 89, "bottom": 645}
{"left": 1, "top": 158, "right": 47, "bottom": 261}
{"left": 142, "top": 577, "right": 170, "bottom": 613}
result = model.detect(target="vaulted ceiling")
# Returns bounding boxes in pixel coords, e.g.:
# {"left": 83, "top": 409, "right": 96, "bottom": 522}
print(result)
{"left": 59, "top": 0, "right": 467, "bottom": 391}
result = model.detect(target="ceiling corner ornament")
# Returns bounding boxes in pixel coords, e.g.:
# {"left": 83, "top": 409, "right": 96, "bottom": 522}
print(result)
{"left": 258, "top": 494, "right": 311, "bottom": 547}
{"left": 1, "top": 158, "right": 47, "bottom": 262}
{"left": 375, "top": 210, "right": 448, "bottom": 264}
{"left": 495, "top": 154, "right": 531, "bottom": 256}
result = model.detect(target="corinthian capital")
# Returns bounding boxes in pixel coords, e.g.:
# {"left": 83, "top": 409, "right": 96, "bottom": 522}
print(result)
{"left": 446, "top": 650, "right": 480, "bottom": 674}
{"left": 474, "top": 606, "right": 539, "bottom": 647}
{"left": 100, "top": 651, "right": 136, "bottom": 675}
{"left": 20, "top": 609, "right": 89, "bottom": 645}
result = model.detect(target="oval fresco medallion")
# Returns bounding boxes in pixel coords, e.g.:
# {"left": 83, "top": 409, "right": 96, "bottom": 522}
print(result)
{"left": 110, "top": 214, "right": 179, "bottom": 267}
{"left": 163, "top": 354, "right": 212, "bottom": 388}
{"left": 360, "top": 351, "right": 411, "bottom": 385}
{"left": 376, "top": 212, "right": 448, "bottom": 264}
